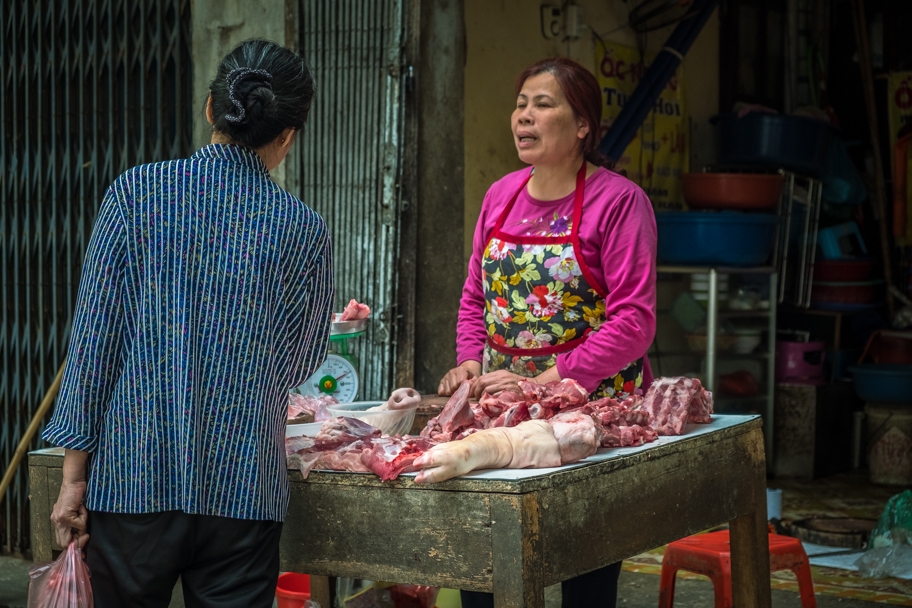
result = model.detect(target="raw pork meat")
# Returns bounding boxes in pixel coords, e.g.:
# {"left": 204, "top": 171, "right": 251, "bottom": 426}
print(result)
{"left": 576, "top": 398, "right": 656, "bottom": 447}
{"left": 339, "top": 299, "right": 371, "bottom": 321}
{"left": 286, "top": 375, "right": 710, "bottom": 483}
{"left": 687, "top": 381, "right": 714, "bottom": 423}
{"left": 538, "top": 379, "right": 589, "bottom": 410}
{"left": 547, "top": 410, "right": 602, "bottom": 463}
{"left": 489, "top": 402, "right": 531, "bottom": 427}
{"left": 518, "top": 380, "right": 547, "bottom": 404}
{"left": 285, "top": 436, "right": 315, "bottom": 454}
{"left": 481, "top": 378, "right": 587, "bottom": 426}
{"left": 478, "top": 390, "right": 522, "bottom": 418}
{"left": 361, "top": 436, "right": 440, "bottom": 481}
{"left": 469, "top": 402, "right": 491, "bottom": 429}
{"left": 386, "top": 387, "right": 421, "bottom": 410}
{"left": 286, "top": 417, "right": 385, "bottom": 478}
{"left": 588, "top": 398, "right": 651, "bottom": 427}
{"left": 313, "top": 417, "right": 381, "bottom": 450}
{"left": 599, "top": 423, "right": 657, "bottom": 448}
{"left": 641, "top": 377, "right": 714, "bottom": 436}
{"left": 287, "top": 392, "right": 338, "bottom": 420}
{"left": 527, "top": 401, "right": 549, "bottom": 420}
{"left": 365, "top": 387, "right": 422, "bottom": 413}
{"left": 287, "top": 441, "right": 372, "bottom": 479}
{"left": 620, "top": 394, "right": 645, "bottom": 410}
{"left": 414, "top": 420, "right": 562, "bottom": 484}
{"left": 421, "top": 380, "right": 476, "bottom": 441}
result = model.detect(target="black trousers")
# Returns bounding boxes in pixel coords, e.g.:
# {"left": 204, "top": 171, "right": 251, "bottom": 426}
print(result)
{"left": 85, "top": 510, "right": 283, "bottom": 608}
{"left": 460, "top": 561, "right": 622, "bottom": 608}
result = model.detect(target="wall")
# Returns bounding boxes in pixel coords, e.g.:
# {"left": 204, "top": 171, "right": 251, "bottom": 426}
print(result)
{"left": 463, "top": 0, "right": 720, "bottom": 263}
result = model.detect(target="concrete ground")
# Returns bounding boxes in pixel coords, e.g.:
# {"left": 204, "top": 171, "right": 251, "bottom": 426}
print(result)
{"left": 0, "top": 554, "right": 888, "bottom": 608}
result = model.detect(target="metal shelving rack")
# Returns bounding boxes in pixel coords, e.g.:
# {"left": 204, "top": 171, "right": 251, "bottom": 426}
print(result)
{"left": 656, "top": 265, "right": 778, "bottom": 462}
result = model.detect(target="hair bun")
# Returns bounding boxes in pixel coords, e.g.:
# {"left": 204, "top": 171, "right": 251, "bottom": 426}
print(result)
{"left": 225, "top": 68, "right": 274, "bottom": 125}
{"left": 209, "top": 40, "right": 314, "bottom": 149}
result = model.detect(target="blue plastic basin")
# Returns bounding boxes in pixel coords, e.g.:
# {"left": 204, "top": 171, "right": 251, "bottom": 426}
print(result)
{"left": 655, "top": 212, "right": 780, "bottom": 266}
{"left": 848, "top": 364, "right": 912, "bottom": 403}
{"left": 713, "top": 113, "right": 835, "bottom": 177}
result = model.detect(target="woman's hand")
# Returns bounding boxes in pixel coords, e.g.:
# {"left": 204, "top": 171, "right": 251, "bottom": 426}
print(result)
{"left": 51, "top": 480, "right": 89, "bottom": 550}
{"left": 51, "top": 449, "right": 90, "bottom": 550}
{"left": 438, "top": 361, "right": 482, "bottom": 396}
{"left": 470, "top": 370, "right": 528, "bottom": 399}
{"left": 471, "top": 365, "right": 561, "bottom": 399}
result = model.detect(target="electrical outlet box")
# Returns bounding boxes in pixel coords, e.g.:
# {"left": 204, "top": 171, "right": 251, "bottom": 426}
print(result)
{"left": 541, "top": 4, "right": 562, "bottom": 40}
{"left": 564, "top": 4, "right": 584, "bottom": 40}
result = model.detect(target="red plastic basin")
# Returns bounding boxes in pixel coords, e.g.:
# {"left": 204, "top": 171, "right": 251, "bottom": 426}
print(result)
{"left": 813, "top": 258, "right": 874, "bottom": 282}
{"left": 811, "top": 280, "right": 882, "bottom": 304}
{"left": 681, "top": 173, "right": 784, "bottom": 211}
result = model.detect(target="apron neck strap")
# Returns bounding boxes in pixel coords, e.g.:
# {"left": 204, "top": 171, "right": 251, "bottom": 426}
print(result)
{"left": 571, "top": 161, "right": 587, "bottom": 230}
{"left": 493, "top": 162, "right": 587, "bottom": 236}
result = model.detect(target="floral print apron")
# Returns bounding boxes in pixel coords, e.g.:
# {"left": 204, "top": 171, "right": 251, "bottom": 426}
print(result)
{"left": 481, "top": 163, "right": 643, "bottom": 399}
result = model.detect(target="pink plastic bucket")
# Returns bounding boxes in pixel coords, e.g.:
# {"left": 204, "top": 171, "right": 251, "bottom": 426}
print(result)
{"left": 775, "top": 341, "right": 826, "bottom": 384}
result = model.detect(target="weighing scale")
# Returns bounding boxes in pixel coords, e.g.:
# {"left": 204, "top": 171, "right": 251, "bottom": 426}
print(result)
{"left": 295, "top": 314, "right": 367, "bottom": 402}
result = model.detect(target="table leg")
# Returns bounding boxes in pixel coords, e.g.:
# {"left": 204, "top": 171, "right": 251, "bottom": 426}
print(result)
{"left": 29, "top": 464, "right": 53, "bottom": 563}
{"left": 310, "top": 575, "right": 333, "bottom": 607}
{"left": 729, "top": 509, "right": 772, "bottom": 608}
{"left": 491, "top": 494, "right": 544, "bottom": 608}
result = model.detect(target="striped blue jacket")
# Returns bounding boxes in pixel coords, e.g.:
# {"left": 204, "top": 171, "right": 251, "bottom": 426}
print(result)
{"left": 43, "top": 144, "right": 334, "bottom": 521}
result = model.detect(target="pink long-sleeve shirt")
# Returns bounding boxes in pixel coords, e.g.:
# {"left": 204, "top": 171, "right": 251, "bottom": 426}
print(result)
{"left": 456, "top": 166, "right": 657, "bottom": 393}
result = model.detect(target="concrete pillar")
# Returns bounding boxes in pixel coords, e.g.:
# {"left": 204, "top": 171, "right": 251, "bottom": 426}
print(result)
{"left": 414, "top": 0, "right": 466, "bottom": 392}
{"left": 191, "top": 0, "right": 296, "bottom": 187}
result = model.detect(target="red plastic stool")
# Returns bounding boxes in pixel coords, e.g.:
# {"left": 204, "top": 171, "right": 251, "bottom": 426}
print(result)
{"left": 658, "top": 530, "right": 817, "bottom": 608}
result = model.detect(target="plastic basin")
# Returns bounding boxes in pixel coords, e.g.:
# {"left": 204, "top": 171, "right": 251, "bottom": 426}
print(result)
{"left": 713, "top": 112, "right": 835, "bottom": 177}
{"left": 655, "top": 212, "right": 780, "bottom": 266}
{"left": 285, "top": 422, "right": 324, "bottom": 438}
{"left": 811, "top": 280, "right": 882, "bottom": 304}
{"left": 276, "top": 573, "right": 311, "bottom": 608}
{"left": 730, "top": 329, "right": 763, "bottom": 354}
{"left": 325, "top": 401, "right": 417, "bottom": 436}
{"left": 863, "top": 331, "right": 912, "bottom": 364}
{"left": 681, "top": 173, "right": 784, "bottom": 211}
{"left": 848, "top": 364, "right": 912, "bottom": 403}
{"left": 813, "top": 258, "right": 874, "bottom": 282}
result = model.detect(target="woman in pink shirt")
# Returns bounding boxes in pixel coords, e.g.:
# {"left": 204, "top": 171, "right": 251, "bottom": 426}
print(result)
{"left": 440, "top": 58, "right": 656, "bottom": 402}
{"left": 437, "top": 57, "right": 657, "bottom": 608}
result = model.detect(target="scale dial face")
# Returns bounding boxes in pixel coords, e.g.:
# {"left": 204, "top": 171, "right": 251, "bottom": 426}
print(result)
{"left": 297, "top": 353, "right": 359, "bottom": 402}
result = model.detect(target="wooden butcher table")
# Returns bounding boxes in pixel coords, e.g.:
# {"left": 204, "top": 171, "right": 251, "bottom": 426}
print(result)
{"left": 280, "top": 415, "right": 772, "bottom": 608}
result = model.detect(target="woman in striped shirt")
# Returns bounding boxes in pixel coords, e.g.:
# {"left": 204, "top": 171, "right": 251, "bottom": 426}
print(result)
{"left": 44, "top": 39, "right": 334, "bottom": 607}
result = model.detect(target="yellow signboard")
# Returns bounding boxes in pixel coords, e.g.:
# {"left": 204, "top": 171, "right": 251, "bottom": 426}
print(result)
{"left": 887, "top": 72, "right": 912, "bottom": 158}
{"left": 594, "top": 43, "right": 689, "bottom": 211}
{"left": 888, "top": 72, "right": 912, "bottom": 243}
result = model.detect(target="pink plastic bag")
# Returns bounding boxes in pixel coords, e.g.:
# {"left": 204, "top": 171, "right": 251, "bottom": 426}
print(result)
{"left": 28, "top": 542, "right": 93, "bottom": 608}
{"left": 387, "top": 584, "right": 439, "bottom": 608}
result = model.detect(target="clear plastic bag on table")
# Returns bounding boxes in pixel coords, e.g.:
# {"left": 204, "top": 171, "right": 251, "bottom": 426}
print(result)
{"left": 855, "top": 489, "right": 912, "bottom": 579}
{"left": 28, "top": 542, "right": 93, "bottom": 608}
{"left": 335, "top": 579, "right": 439, "bottom": 608}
